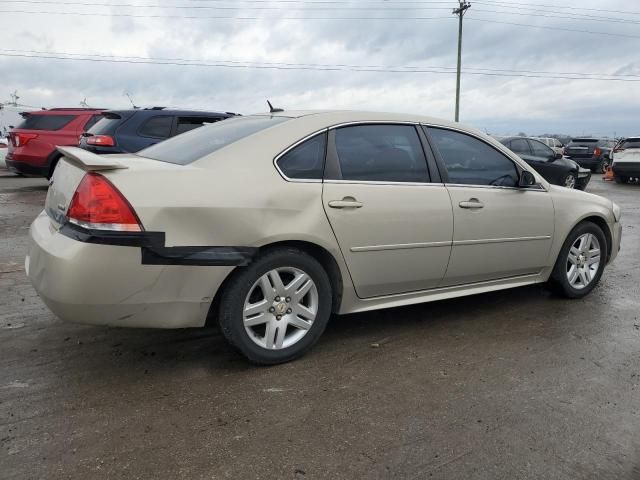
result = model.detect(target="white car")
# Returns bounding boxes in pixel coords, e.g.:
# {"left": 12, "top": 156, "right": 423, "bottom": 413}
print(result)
{"left": 534, "top": 137, "right": 564, "bottom": 156}
{"left": 0, "top": 137, "right": 7, "bottom": 169}
{"left": 26, "top": 110, "right": 622, "bottom": 363}
{"left": 611, "top": 137, "right": 640, "bottom": 183}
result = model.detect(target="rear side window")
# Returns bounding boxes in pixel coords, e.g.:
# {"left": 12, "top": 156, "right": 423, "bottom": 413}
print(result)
{"left": 17, "top": 114, "right": 75, "bottom": 131}
{"left": 175, "top": 116, "right": 223, "bottom": 135}
{"left": 334, "top": 124, "right": 429, "bottom": 182}
{"left": 428, "top": 128, "right": 518, "bottom": 187}
{"left": 138, "top": 115, "right": 290, "bottom": 165}
{"left": 276, "top": 132, "right": 326, "bottom": 180}
{"left": 139, "top": 116, "right": 173, "bottom": 138}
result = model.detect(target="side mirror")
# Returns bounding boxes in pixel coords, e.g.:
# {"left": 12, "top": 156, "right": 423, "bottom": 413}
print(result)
{"left": 555, "top": 152, "right": 563, "bottom": 160}
{"left": 519, "top": 170, "right": 537, "bottom": 188}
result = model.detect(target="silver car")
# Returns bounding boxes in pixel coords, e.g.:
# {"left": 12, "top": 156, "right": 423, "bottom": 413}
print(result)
{"left": 27, "top": 111, "right": 622, "bottom": 364}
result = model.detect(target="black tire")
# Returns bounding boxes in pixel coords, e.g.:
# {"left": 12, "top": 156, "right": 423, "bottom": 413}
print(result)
{"left": 548, "top": 221, "right": 607, "bottom": 299}
{"left": 614, "top": 176, "right": 628, "bottom": 184}
{"left": 600, "top": 158, "right": 610, "bottom": 174}
{"left": 218, "top": 247, "right": 332, "bottom": 365}
{"left": 46, "top": 155, "right": 61, "bottom": 180}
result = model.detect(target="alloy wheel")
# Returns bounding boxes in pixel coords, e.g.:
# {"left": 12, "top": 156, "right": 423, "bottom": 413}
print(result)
{"left": 564, "top": 173, "right": 577, "bottom": 189}
{"left": 243, "top": 267, "right": 318, "bottom": 350}
{"left": 566, "top": 233, "right": 600, "bottom": 290}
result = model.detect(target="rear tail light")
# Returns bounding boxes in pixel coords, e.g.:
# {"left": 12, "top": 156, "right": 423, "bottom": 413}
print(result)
{"left": 15, "top": 133, "right": 38, "bottom": 147}
{"left": 593, "top": 147, "right": 602, "bottom": 157}
{"left": 86, "top": 135, "right": 115, "bottom": 147}
{"left": 67, "top": 172, "right": 143, "bottom": 232}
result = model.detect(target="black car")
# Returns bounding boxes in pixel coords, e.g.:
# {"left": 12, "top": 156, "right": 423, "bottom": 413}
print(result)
{"left": 564, "top": 138, "right": 615, "bottom": 173}
{"left": 79, "top": 107, "right": 237, "bottom": 154}
{"left": 498, "top": 136, "right": 591, "bottom": 190}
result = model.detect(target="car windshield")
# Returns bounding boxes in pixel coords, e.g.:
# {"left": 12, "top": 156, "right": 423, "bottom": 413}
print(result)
{"left": 137, "top": 115, "right": 291, "bottom": 164}
{"left": 621, "top": 138, "right": 640, "bottom": 149}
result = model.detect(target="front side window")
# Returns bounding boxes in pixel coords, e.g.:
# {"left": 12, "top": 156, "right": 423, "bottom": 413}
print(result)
{"left": 334, "top": 124, "right": 429, "bottom": 182}
{"left": 529, "top": 139, "right": 553, "bottom": 158}
{"left": 428, "top": 128, "right": 519, "bottom": 187}
{"left": 277, "top": 132, "right": 326, "bottom": 180}
{"left": 508, "top": 138, "right": 531, "bottom": 155}
{"left": 139, "top": 116, "right": 174, "bottom": 138}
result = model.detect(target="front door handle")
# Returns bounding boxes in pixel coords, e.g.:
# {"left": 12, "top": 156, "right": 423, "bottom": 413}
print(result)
{"left": 328, "top": 197, "right": 363, "bottom": 209}
{"left": 459, "top": 198, "right": 484, "bottom": 209}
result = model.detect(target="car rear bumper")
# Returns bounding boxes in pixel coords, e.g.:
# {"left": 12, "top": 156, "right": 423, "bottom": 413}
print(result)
{"left": 4, "top": 156, "right": 50, "bottom": 177}
{"left": 26, "top": 211, "right": 234, "bottom": 329}
{"left": 569, "top": 157, "right": 600, "bottom": 169}
{"left": 612, "top": 163, "right": 640, "bottom": 177}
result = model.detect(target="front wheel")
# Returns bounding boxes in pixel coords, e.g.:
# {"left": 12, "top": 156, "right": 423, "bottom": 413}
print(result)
{"left": 218, "top": 247, "right": 332, "bottom": 365}
{"left": 563, "top": 172, "right": 577, "bottom": 189}
{"left": 549, "top": 222, "right": 607, "bottom": 298}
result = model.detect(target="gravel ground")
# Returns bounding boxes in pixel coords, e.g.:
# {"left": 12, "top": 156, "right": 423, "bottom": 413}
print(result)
{"left": 1, "top": 170, "right": 638, "bottom": 479}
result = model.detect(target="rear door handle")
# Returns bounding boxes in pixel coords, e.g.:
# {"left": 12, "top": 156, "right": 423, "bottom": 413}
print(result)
{"left": 328, "top": 197, "right": 363, "bottom": 209}
{"left": 459, "top": 198, "right": 484, "bottom": 209}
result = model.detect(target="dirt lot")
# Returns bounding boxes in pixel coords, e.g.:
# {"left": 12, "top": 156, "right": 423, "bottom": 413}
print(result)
{"left": 1, "top": 171, "right": 638, "bottom": 480}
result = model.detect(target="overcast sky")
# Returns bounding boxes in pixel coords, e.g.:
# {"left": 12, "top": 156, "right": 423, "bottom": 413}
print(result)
{"left": 0, "top": 0, "right": 638, "bottom": 137}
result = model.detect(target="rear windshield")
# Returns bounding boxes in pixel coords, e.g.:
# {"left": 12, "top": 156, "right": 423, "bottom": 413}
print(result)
{"left": 17, "top": 114, "right": 76, "bottom": 131}
{"left": 137, "top": 115, "right": 290, "bottom": 164}
{"left": 621, "top": 139, "right": 640, "bottom": 149}
{"left": 88, "top": 113, "right": 124, "bottom": 135}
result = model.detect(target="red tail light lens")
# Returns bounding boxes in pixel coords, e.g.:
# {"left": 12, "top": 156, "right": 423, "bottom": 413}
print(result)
{"left": 86, "top": 135, "right": 115, "bottom": 147}
{"left": 593, "top": 147, "right": 602, "bottom": 157}
{"left": 67, "top": 172, "right": 142, "bottom": 231}
{"left": 15, "top": 133, "right": 38, "bottom": 147}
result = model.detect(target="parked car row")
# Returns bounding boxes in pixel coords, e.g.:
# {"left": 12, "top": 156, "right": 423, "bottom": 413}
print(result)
{"left": 4, "top": 107, "right": 235, "bottom": 178}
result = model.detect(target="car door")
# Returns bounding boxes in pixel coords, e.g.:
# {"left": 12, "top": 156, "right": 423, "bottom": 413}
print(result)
{"left": 425, "top": 126, "right": 554, "bottom": 286}
{"left": 322, "top": 123, "right": 453, "bottom": 298}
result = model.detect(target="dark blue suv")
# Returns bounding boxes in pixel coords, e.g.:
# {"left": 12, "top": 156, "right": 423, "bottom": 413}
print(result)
{"left": 78, "top": 107, "right": 237, "bottom": 154}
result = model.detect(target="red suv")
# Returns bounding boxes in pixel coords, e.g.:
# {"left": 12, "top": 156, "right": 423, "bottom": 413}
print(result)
{"left": 6, "top": 108, "right": 105, "bottom": 178}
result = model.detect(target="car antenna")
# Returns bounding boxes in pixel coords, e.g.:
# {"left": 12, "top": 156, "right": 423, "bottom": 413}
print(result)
{"left": 267, "top": 100, "right": 284, "bottom": 113}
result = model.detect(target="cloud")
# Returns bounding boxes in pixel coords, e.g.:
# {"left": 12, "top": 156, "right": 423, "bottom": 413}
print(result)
{"left": 0, "top": 0, "right": 638, "bottom": 136}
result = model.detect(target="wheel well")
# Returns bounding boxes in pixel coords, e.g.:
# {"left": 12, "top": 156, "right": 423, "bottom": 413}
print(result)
{"left": 205, "top": 240, "right": 344, "bottom": 327}
{"left": 46, "top": 151, "right": 62, "bottom": 178}
{"left": 581, "top": 216, "right": 612, "bottom": 261}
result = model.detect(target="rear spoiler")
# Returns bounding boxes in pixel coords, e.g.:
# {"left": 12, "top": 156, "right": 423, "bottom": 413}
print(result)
{"left": 57, "top": 146, "right": 128, "bottom": 171}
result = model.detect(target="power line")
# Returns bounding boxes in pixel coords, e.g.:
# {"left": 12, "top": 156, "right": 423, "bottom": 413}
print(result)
{"left": 476, "top": 0, "right": 640, "bottom": 16}
{"left": 2, "top": 50, "right": 640, "bottom": 82}
{"left": 473, "top": 7, "right": 640, "bottom": 25}
{"left": 6, "top": 48, "right": 640, "bottom": 78}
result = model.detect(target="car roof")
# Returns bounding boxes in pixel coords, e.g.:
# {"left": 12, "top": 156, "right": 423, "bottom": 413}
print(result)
{"left": 22, "top": 108, "right": 105, "bottom": 116}
{"left": 102, "top": 108, "right": 233, "bottom": 116}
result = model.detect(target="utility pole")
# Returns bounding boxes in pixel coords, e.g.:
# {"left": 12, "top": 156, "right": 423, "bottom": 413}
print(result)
{"left": 453, "top": 1, "right": 471, "bottom": 122}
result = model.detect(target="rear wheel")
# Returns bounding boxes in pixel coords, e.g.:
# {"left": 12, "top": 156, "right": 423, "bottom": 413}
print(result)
{"left": 46, "top": 155, "right": 61, "bottom": 180}
{"left": 218, "top": 247, "right": 332, "bottom": 364}
{"left": 614, "top": 176, "right": 628, "bottom": 184}
{"left": 549, "top": 222, "right": 606, "bottom": 298}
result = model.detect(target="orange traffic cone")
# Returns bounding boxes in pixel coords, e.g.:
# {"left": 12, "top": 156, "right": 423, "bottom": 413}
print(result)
{"left": 603, "top": 165, "right": 614, "bottom": 181}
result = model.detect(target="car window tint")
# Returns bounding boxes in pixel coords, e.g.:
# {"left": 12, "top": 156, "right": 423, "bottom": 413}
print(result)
{"left": 277, "top": 132, "right": 326, "bottom": 180}
{"left": 509, "top": 138, "right": 530, "bottom": 155}
{"left": 175, "top": 116, "right": 223, "bottom": 135}
{"left": 139, "top": 116, "right": 173, "bottom": 138}
{"left": 529, "top": 139, "right": 553, "bottom": 158}
{"left": 17, "top": 114, "right": 76, "bottom": 131}
{"left": 83, "top": 114, "right": 103, "bottom": 132}
{"left": 621, "top": 138, "right": 640, "bottom": 149}
{"left": 138, "top": 115, "right": 290, "bottom": 165}
{"left": 428, "top": 128, "right": 518, "bottom": 187}
{"left": 334, "top": 125, "right": 429, "bottom": 182}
